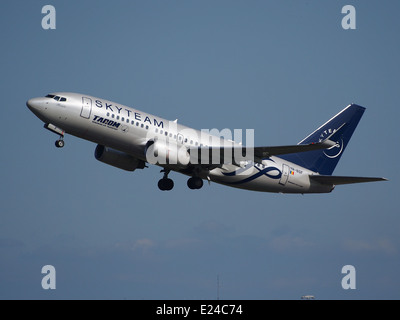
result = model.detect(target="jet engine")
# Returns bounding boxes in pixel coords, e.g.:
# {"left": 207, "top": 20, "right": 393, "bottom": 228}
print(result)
{"left": 94, "top": 145, "right": 146, "bottom": 171}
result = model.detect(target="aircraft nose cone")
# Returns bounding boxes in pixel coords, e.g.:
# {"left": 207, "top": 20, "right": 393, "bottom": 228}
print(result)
{"left": 26, "top": 97, "right": 42, "bottom": 113}
{"left": 26, "top": 99, "right": 34, "bottom": 110}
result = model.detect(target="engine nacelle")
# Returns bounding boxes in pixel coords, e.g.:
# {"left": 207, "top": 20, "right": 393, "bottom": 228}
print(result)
{"left": 94, "top": 145, "right": 145, "bottom": 171}
{"left": 145, "top": 139, "right": 190, "bottom": 168}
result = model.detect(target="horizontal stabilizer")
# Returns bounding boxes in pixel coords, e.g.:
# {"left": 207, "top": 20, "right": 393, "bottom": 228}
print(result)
{"left": 310, "top": 175, "right": 388, "bottom": 185}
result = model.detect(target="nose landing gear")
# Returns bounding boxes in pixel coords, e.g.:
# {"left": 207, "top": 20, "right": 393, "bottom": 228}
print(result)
{"left": 44, "top": 123, "right": 65, "bottom": 148}
{"left": 55, "top": 138, "right": 64, "bottom": 148}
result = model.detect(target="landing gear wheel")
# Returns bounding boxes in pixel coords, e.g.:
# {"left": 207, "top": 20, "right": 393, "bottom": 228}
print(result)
{"left": 55, "top": 139, "right": 64, "bottom": 148}
{"left": 158, "top": 178, "right": 174, "bottom": 191}
{"left": 187, "top": 177, "right": 203, "bottom": 190}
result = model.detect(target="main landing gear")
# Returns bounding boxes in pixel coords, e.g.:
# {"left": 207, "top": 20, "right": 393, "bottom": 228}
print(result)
{"left": 158, "top": 169, "right": 174, "bottom": 191}
{"left": 157, "top": 170, "right": 204, "bottom": 191}
{"left": 187, "top": 176, "right": 203, "bottom": 190}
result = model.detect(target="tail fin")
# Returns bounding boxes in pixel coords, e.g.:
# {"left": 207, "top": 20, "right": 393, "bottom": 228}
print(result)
{"left": 280, "top": 104, "right": 365, "bottom": 175}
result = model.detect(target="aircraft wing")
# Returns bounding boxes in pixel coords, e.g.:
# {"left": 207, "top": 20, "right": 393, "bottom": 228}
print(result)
{"left": 310, "top": 175, "right": 388, "bottom": 185}
{"left": 188, "top": 139, "right": 337, "bottom": 165}
{"left": 250, "top": 140, "right": 337, "bottom": 158}
{"left": 250, "top": 123, "right": 345, "bottom": 159}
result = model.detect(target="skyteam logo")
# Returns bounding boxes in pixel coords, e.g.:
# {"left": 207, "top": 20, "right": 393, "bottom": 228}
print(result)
{"left": 319, "top": 128, "right": 344, "bottom": 159}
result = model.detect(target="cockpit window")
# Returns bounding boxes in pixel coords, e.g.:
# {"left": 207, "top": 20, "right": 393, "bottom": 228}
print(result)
{"left": 45, "top": 94, "right": 67, "bottom": 102}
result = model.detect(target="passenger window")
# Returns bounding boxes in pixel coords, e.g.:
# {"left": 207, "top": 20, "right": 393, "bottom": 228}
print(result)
{"left": 141, "top": 123, "right": 144, "bottom": 128}
{"left": 155, "top": 128, "right": 158, "bottom": 133}
{"left": 126, "top": 119, "right": 129, "bottom": 123}
{"left": 122, "top": 117, "right": 125, "bottom": 121}
{"left": 107, "top": 112, "right": 110, "bottom": 117}
{"left": 131, "top": 120, "right": 134, "bottom": 125}
{"left": 112, "top": 114, "right": 115, "bottom": 118}
{"left": 165, "top": 131, "right": 168, "bottom": 136}
{"left": 136, "top": 122, "right": 139, "bottom": 126}
{"left": 146, "top": 125, "right": 149, "bottom": 130}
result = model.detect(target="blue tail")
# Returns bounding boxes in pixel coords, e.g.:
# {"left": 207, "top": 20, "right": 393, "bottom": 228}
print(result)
{"left": 280, "top": 104, "right": 365, "bottom": 175}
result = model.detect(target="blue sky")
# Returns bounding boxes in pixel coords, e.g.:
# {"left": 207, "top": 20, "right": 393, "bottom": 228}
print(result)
{"left": 0, "top": 0, "right": 398, "bottom": 299}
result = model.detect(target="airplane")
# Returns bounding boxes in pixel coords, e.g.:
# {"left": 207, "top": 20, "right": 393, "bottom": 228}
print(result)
{"left": 26, "top": 92, "right": 386, "bottom": 193}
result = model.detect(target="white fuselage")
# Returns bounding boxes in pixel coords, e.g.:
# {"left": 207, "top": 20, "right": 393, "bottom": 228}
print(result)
{"left": 27, "top": 92, "right": 333, "bottom": 193}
